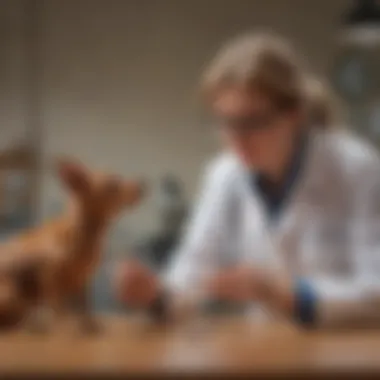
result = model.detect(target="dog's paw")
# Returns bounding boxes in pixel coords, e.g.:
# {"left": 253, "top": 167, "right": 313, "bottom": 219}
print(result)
{"left": 80, "top": 318, "right": 103, "bottom": 335}
{"left": 25, "top": 308, "right": 54, "bottom": 334}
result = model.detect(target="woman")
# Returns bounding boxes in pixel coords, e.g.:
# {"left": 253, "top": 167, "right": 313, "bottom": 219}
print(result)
{"left": 305, "top": 75, "right": 343, "bottom": 128}
{"left": 115, "top": 32, "right": 380, "bottom": 328}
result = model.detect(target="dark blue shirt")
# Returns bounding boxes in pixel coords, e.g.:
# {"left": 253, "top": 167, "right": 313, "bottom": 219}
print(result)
{"left": 252, "top": 133, "right": 308, "bottom": 223}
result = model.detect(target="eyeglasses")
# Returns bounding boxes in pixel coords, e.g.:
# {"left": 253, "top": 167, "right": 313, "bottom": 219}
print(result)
{"left": 214, "top": 109, "right": 281, "bottom": 134}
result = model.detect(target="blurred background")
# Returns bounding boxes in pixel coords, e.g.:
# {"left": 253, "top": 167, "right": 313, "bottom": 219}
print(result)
{"left": 1, "top": 0, "right": 380, "bottom": 311}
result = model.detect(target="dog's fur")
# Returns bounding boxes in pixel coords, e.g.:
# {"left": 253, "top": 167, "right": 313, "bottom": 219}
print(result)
{"left": 0, "top": 158, "right": 145, "bottom": 332}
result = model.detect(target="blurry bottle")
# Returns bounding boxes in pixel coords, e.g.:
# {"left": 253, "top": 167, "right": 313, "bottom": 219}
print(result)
{"left": 157, "top": 175, "right": 187, "bottom": 239}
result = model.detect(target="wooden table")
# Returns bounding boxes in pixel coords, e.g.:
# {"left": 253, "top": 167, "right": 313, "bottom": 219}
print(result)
{"left": 0, "top": 314, "right": 379, "bottom": 379}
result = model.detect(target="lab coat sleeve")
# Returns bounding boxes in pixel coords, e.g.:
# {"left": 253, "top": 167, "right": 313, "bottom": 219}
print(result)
{"left": 163, "top": 158, "right": 233, "bottom": 296}
{"left": 310, "top": 160, "right": 380, "bottom": 328}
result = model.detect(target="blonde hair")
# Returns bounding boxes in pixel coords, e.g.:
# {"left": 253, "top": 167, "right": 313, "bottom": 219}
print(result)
{"left": 201, "top": 32, "right": 341, "bottom": 130}
{"left": 202, "top": 32, "right": 306, "bottom": 111}
{"left": 304, "top": 76, "right": 342, "bottom": 129}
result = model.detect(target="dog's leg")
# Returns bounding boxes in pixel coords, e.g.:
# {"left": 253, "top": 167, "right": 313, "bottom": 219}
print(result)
{"left": 26, "top": 305, "right": 55, "bottom": 334}
{"left": 74, "top": 284, "right": 102, "bottom": 335}
{"left": 24, "top": 266, "right": 62, "bottom": 334}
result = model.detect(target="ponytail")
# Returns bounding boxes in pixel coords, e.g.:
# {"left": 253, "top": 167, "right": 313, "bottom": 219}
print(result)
{"left": 304, "top": 76, "right": 344, "bottom": 130}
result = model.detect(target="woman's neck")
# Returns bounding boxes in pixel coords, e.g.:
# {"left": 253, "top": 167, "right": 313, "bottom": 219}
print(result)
{"left": 263, "top": 131, "right": 305, "bottom": 187}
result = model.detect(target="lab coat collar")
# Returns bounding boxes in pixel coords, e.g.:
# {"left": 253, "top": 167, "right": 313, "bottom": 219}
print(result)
{"left": 251, "top": 131, "right": 310, "bottom": 223}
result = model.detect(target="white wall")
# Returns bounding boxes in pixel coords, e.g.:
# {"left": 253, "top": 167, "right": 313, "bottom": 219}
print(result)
{"left": 2, "top": 0, "right": 349, "bottom": 245}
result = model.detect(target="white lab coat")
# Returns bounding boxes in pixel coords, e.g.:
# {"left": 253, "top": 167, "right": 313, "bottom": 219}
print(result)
{"left": 165, "top": 129, "right": 380, "bottom": 328}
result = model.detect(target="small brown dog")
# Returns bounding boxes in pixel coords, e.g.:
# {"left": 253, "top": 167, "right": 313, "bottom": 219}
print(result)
{"left": 0, "top": 158, "right": 145, "bottom": 333}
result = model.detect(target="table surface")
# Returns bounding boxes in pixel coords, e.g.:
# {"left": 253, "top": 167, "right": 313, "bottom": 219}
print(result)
{"left": 0, "top": 314, "right": 379, "bottom": 378}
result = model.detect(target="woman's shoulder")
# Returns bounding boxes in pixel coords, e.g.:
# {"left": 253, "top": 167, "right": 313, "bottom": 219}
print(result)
{"left": 317, "top": 129, "right": 380, "bottom": 182}
{"left": 203, "top": 152, "right": 244, "bottom": 187}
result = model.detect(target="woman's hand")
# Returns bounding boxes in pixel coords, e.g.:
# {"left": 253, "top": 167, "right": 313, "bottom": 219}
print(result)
{"left": 113, "top": 260, "right": 160, "bottom": 309}
{"left": 206, "top": 264, "right": 295, "bottom": 313}
{"left": 206, "top": 265, "right": 264, "bottom": 303}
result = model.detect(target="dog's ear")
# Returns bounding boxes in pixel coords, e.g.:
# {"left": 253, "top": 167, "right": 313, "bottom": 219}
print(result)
{"left": 56, "top": 157, "right": 90, "bottom": 194}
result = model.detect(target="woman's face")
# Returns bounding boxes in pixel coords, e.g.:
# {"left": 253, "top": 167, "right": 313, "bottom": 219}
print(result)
{"left": 211, "top": 86, "right": 301, "bottom": 172}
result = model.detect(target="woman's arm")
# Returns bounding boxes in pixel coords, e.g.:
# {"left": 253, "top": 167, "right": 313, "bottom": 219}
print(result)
{"left": 155, "top": 157, "right": 236, "bottom": 318}
{"left": 259, "top": 160, "right": 380, "bottom": 328}
{"left": 257, "top": 266, "right": 380, "bottom": 329}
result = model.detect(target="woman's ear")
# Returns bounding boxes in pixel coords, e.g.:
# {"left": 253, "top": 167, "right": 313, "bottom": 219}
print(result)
{"left": 56, "top": 157, "right": 90, "bottom": 194}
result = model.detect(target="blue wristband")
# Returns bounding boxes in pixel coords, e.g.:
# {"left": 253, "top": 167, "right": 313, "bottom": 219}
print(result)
{"left": 294, "top": 278, "right": 318, "bottom": 327}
